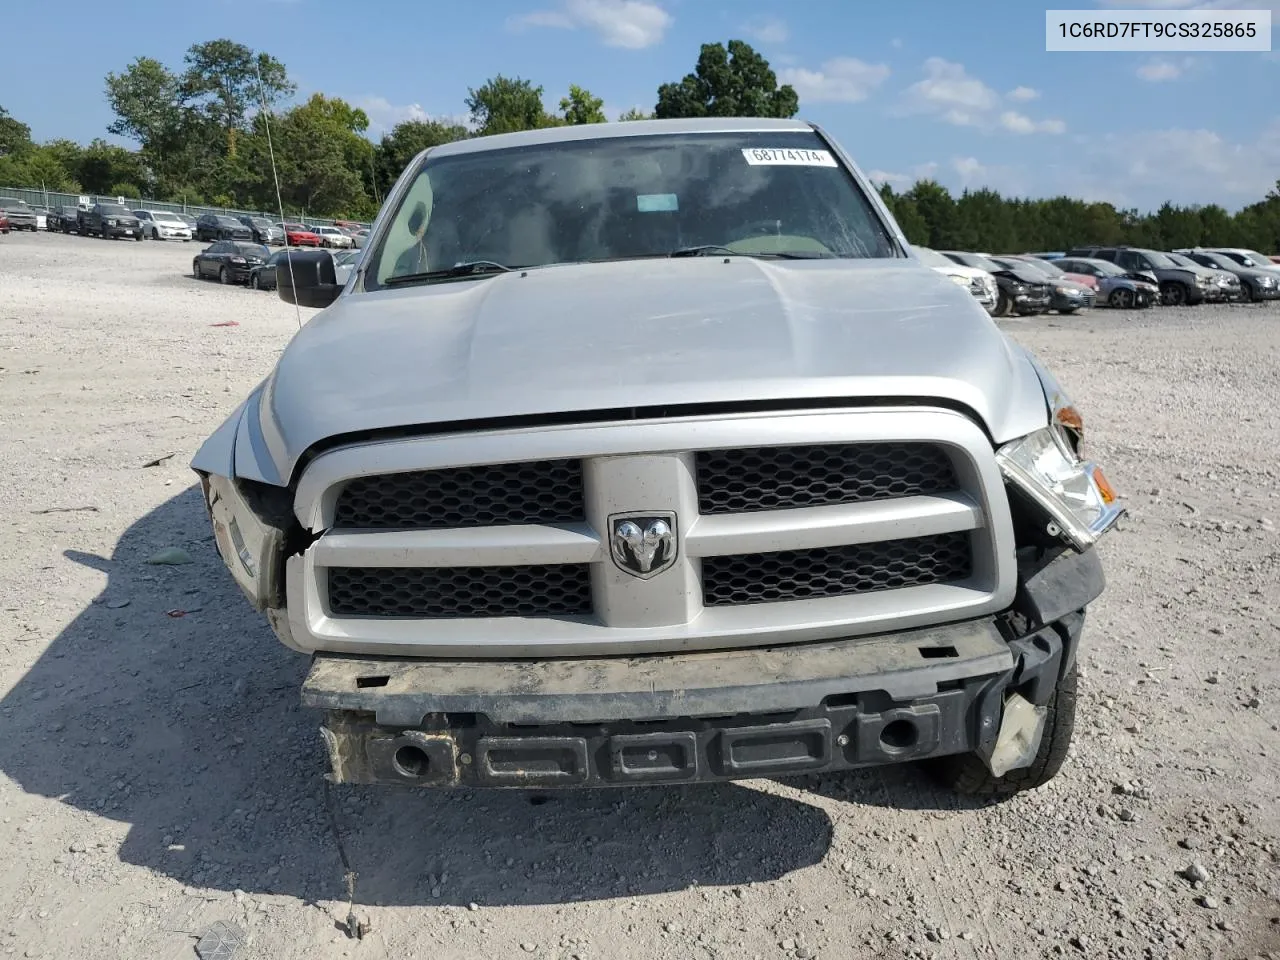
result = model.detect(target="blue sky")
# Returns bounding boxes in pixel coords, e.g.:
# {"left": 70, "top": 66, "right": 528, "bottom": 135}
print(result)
{"left": 2, "top": 0, "right": 1276, "bottom": 211}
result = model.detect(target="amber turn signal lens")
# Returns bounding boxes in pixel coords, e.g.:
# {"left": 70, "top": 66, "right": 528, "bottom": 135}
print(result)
{"left": 1091, "top": 466, "right": 1117, "bottom": 505}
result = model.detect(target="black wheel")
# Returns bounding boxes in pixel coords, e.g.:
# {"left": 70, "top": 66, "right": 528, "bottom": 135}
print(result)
{"left": 1109, "top": 287, "right": 1135, "bottom": 309}
{"left": 994, "top": 292, "right": 1012, "bottom": 318}
{"left": 193, "top": 261, "right": 201, "bottom": 279}
{"left": 1161, "top": 281, "right": 1187, "bottom": 306}
{"left": 219, "top": 266, "right": 230, "bottom": 285}
{"left": 134, "top": 233, "right": 142, "bottom": 242}
{"left": 930, "top": 663, "right": 1078, "bottom": 798}
{"left": 250, "top": 274, "right": 260, "bottom": 290}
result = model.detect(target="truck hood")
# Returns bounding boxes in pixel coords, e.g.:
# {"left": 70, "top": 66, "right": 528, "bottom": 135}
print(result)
{"left": 227, "top": 258, "right": 1052, "bottom": 485}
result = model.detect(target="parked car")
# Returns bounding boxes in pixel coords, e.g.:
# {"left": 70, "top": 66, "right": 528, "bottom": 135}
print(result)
{"left": 238, "top": 215, "right": 284, "bottom": 245}
{"left": 913, "top": 245, "right": 999, "bottom": 313}
{"left": 1051, "top": 257, "right": 1159, "bottom": 309}
{"left": 1193, "top": 247, "right": 1280, "bottom": 277}
{"left": 134, "top": 209, "right": 193, "bottom": 241}
{"left": 192, "top": 240, "right": 269, "bottom": 284}
{"left": 176, "top": 213, "right": 199, "bottom": 234}
{"left": 1064, "top": 246, "right": 1213, "bottom": 306}
{"left": 311, "top": 225, "right": 354, "bottom": 249}
{"left": 1004, "top": 255, "right": 1098, "bottom": 293}
{"left": 1174, "top": 248, "right": 1280, "bottom": 302}
{"left": 78, "top": 202, "right": 142, "bottom": 240}
{"left": 1025, "top": 252, "right": 1065, "bottom": 261}
{"left": 332, "top": 248, "right": 363, "bottom": 286}
{"left": 333, "top": 219, "right": 365, "bottom": 237}
{"left": 193, "top": 117, "right": 1122, "bottom": 798}
{"left": 51, "top": 205, "right": 82, "bottom": 233}
{"left": 0, "top": 198, "right": 38, "bottom": 231}
{"left": 990, "top": 256, "right": 1094, "bottom": 314}
{"left": 1164, "top": 251, "right": 1241, "bottom": 302}
{"left": 352, "top": 229, "right": 370, "bottom": 249}
{"left": 30, "top": 207, "right": 51, "bottom": 231}
{"left": 196, "top": 214, "right": 252, "bottom": 242}
{"left": 248, "top": 248, "right": 307, "bottom": 290}
{"left": 941, "top": 250, "right": 1052, "bottom": 316}
{"left": 280, "top": 222, "right": 321, "bottom": 247}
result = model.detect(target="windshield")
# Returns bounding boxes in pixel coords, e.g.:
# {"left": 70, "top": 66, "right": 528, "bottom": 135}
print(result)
{"left": 99, "top": 204, "right": 128, "bottom": 215}
{"left": 946, "top": 251, "right": 1000, "bottom": 272}
{"left": 1164, "top": 253, "right": 1199, "bottom": 268}
{"left": 1025, "top": 258, "right": 1064, "bottom": 277}
{"left": 153, "top": 211, "right": 181, "bottom": 222}
{"left": 913, "top": 247, "right": 955, "bottom": 268}
{"left": 366, "top": 131, "right": 899, "bottom": 288}
{"left": 1139, "top": 250, "right": 1175, "bottom": 268}
{"left": 1077, "top": 259, "right": 1124, "bottom": 277}
{"left": 232, "top": 243, "right": 268, "bottom": 257}
{"left": 1230, "top": 250, "right": 1274, "bottom": 267}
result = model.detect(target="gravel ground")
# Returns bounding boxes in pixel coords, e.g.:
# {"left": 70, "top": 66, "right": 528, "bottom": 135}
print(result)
{"left": 0, "top": 230, "right": 1277, "bottom": 960}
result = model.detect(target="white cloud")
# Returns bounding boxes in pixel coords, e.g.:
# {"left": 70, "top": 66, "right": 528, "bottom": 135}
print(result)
{"left": 898, "top": 59, "right": 1066, "bottom": 134}
{"left": 509, "top": 0, "right": 672, "bottom": 48}
{"left": 867, "top": 161, "right": 940, "bottom": 187}
{"left": 1000, "top": 110, "right": 1066, "bottom": 135}
{"left": 350, "top": 96, "right": 471, "bottom": 135}
{"left": 1136, "top": 56, "right": 1198, "bottom": 81}
{"left": 778, "top": 58, "right": 891, "bottom": 103}
{"left": 741, "top": 15, "right": 788, "bottom": 44}
{"left": 890, "top": 38, "right": 903, "bottom": 49}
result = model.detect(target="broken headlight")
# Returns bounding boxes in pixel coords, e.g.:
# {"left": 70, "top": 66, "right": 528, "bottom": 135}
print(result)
{"left": 996, "top": 427, "right": 1122, "bottom": 551}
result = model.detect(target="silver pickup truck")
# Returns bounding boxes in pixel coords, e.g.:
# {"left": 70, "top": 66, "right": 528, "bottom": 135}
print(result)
{"left": 192, "top": 118, "right": 1123, "bottom": 797}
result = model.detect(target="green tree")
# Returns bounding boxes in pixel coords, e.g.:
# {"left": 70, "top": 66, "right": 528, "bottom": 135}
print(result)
{"left": 105, "top": 58, "right": 182, "bottom": 151}
{"left": 559, "top": 85, "right": 606, "bottom": 125}
{"left": 75, "top": 139, "right": 148, "bottom": 194}
{"left": 655, "top": 40, "right": 798, "bottom": 119}
{"left": 375, "top": 118, "right": 469, "bottom": 194}
{"left": 0, "top": 105, "right": 33, "bottom": 157}
{"left": 903, "top": 180, "right": 960, "bottom": 250}
{"left": 466, "top": 76, "right": 553, "bottom": 135}
{"left": 180, "top": 39, "right": 294, "bottom": 156}
{"left": 617, "top": 107, "right": 654, "bottom": 121}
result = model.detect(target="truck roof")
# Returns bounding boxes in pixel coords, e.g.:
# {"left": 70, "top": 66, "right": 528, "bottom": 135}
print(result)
{"left": 428, "top": 117, "right": 816, "bottom": 159}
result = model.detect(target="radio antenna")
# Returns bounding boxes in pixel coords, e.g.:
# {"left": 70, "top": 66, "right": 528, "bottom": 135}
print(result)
{"left": 255, "top": 58, "right": 302, "bottom": 331}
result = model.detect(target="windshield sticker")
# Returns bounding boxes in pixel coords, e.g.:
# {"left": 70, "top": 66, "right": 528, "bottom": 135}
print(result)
{"left": 741, "top": 147, "right": 838, "bottom": 167}
{"left": 636, "top": 193, "right": 678, "bottom": 212}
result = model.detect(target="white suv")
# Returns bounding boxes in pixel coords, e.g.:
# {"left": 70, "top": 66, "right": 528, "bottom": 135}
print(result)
{"left": 311, "top": 225, "right": 353, "bottom": 249}
{"left": 133, "top": 210, "right": 192, "bottom": 241}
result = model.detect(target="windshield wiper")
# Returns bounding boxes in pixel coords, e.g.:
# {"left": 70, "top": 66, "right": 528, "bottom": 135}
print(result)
{"left": 385, "top": 260, "right": 513, "bottom": 285}
{"left": 668, "top": 245, "right": 837, "bottom": 260}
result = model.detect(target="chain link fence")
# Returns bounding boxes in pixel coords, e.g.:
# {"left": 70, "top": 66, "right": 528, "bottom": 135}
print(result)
{"left": 0, "top": 186, "right": 367, "bottom": 229}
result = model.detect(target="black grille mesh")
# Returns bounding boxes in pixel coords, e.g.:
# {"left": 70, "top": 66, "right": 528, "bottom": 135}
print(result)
{"left": 696, "top": 443, "right": 957, "bottom": 515}
{"left": 328, "top": 565, "right": 592, "bottom": 618}
{"left": 333, "top": 459, "right": 584, "bottom": 529}
{"left": 701, "top": 532, "right": 971, "bottom": 606}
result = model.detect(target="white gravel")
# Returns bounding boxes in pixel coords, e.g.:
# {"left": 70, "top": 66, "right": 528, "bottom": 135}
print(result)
{"left": 1, "top": 231, "right": 1278, "bottom": 960}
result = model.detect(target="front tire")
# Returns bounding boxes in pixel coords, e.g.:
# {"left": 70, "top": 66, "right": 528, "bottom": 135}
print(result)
{"left": 1161, "top": 281, "right": 1188, "bottom": 306}
{"left": 219, "top": 266, "right": 230, "bottom": 285}
{"left": 930, "top": 663, "right": 1078, "bottom": 798}
{"left": 994, "top": 292, "right": 1012, "bottom": 318}
{"left": 1109, "top": 288, "right": 1135, "bottom": 309}
{"left": 193, "top": 261, "right": 201, "bottom": 279}
{"left": 250, "top": 274, "right": 260, "bottom": 290}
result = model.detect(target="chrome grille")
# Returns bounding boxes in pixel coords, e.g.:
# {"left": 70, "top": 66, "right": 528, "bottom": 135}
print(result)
{"left": 333, "top": 459, "right": 583, "bottom": 529}
{"left": 291, "top": 409, "right": 1015, "bottom": 657}
{"left": 696, "top": 443, "right": 957, "bottom": 515}
{"left": 328, "top": 564, "right": 592, "bottom": 618}
{"left": 701, "top": 532, "right": 972, "bottom": 606}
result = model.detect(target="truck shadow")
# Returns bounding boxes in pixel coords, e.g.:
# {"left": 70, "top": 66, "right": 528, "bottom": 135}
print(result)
{"left": 0, "top": 486, "right": 839, "bottom": 907}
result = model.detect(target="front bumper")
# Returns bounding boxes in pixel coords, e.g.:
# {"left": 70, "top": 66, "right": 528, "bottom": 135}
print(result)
{"left": 1013, "top": 293, "right": 1051, "bottom": 315}
{"left": 104, "top": 224, "right": 140, "bottom": 238}
{"left": 1250, "top": 284, "right": 1280, "bottom": 301}
{"left": 304, "top": 548, "right": 1101, "bottom": 788}
{"left": 156, "top": 227, "right": 192, "bottom": 240}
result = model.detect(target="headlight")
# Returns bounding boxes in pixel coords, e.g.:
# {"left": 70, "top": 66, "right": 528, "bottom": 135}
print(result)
{"left": 948, "top": 274, "right": 969, "bottom": 286}
{"left": 996, "top": 428, "right": 1122, "bottom": 550}
{"left": 1258, "top": 275, "right": 1276, "bottom": 286}
{"left": 1010, "top": 283, "right": 1027, "bottom": 294}
{"left": 106, "top": 218, "right": 117, "bottom": 225}
{"left": 1054, "top": 285, "right": 1073, "bottom": 295}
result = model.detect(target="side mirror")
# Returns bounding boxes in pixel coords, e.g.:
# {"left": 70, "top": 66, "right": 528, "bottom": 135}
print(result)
{"left": 277, "top": 249, "right": 342, "bottom": 309}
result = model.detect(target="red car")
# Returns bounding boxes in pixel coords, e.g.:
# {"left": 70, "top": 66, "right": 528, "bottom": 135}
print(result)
{"left": 0, "top": 212, "right": 9, "bottom": 235}
{"left": 280, "top": 222, "right": 321, "bottom": 247}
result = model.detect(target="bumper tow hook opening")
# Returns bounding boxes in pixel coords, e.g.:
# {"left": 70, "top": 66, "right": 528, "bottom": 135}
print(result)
{"left": 879, "top": 718, "right": 920, "bottom": 753}
{"left": 987, "top": 693, "right": 1047, "bottom": 777}
{"left": 393, "top": 744, "right": 431, "bottom": 778}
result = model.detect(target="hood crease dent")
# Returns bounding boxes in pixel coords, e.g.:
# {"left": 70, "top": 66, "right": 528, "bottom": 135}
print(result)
{"left": 234, "top": 258, "right": 1049, "bottom": 486}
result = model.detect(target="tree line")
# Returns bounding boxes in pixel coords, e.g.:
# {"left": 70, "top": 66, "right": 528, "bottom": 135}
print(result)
{"left": 0, "top": 36, "right": 1275, "bottom": 251}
